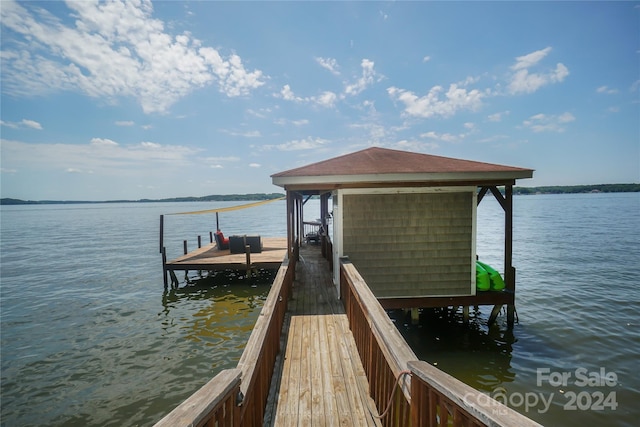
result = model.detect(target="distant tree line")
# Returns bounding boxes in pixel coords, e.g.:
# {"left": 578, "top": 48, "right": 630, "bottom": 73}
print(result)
{"left": 0, "top": 193, "right": 285, "bottom": 205}
{"left": 3, "top": 185, "right": 638, "bottom": 205}
{"left": 514, "top": 183, "right": 639, "bottom": 195}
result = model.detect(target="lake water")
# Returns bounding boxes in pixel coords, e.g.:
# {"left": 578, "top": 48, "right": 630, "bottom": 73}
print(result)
{"left": 1, "top": 193, "right": 638, "bottom": 426}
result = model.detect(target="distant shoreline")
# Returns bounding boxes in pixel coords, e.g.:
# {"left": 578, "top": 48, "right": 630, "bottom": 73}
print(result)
{"left": 1, "top": 184, "right": 638, "bottom": 205}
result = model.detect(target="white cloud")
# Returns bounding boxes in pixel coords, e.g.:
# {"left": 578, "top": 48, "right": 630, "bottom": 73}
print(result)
{"left": 316, "top": 91, "right": 338, "bottom": 108}
{"left": 507, "top": 47, "right": 569, "bottom": 94}
{"left": 522, "top": 112, "right": 575, "bottom": 132}
{"left": 596, "top": 86, "right": 618, "bottom": 94}
{"left": 91, "top": 137, "right": 119, "bottom": 147}
{"left": 488, "top": 111, "right": 510, "bottom": 122}
{"left": 21, "top": 119, "right": 43, "bottom": 130}
{"left": 205, "top": 155, "right": 240, "bottom": 170}
{"left": 262, "top": 136, "right": 330, "bottom": 151}
{"left": 115, "top": 121, "right": 135, "bottom": 126}
{"left": 277, "top": 85, "right": 337, "bottom": 108}
{"left": 389, "top": 139, "right": 439, "bottom": 152}
{"left": 423, "top": 56, "right": 431, "bottom": 63}
{"left": 275, "top": 118, "right": 309, "bottom": 126}
{"left": 1, "top": 119, "right": 43, "bottom": 130}
{"left": 349, "top": 122, "right": 389, "bottom": 143}
{"left": 387, "top": 84, "right": 484, "bottom": 118}
{"left": 249, "top": 163, "right": 261, "bottom": 168}
{"left": 315, "top": 57, "right": 340, "bottom": 76}
{"left": 420, "top": 122, "right": 477, "bottom": 143}
{"left": 421, "top": 131, "right": 460, "bottom": 143}
{"left": 0, "top": 0, "right": 265, "bottom": 114}
{"left": 1, "top": 138, "right": 200, "bottom": 175}
{"left": 279, "top": 85, "right": 300, "bottom": 102}
{"left": 344, "top": 59, "right": 380, "bottom": 96}
{"left": 220, "top": 129, "right": 262, "bottom": 138}
{"left": 511, "top": 47, "right": 552, "bottom": 71}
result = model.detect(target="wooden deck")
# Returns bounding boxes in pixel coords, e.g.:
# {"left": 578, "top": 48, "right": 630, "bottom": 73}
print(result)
{"left": 265, "top": 245, "right": 381, "bottom": 426}
{"left": 165, "top": 237, "right": 288, "bottom": 271}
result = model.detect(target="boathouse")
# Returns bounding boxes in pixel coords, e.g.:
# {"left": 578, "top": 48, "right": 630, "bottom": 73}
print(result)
{"left": 271, "top": 147, "right": 533, "bottom": 327}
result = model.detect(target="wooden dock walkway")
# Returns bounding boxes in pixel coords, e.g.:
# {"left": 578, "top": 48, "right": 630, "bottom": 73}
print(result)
{"left": 265, "top": 245, "right": 381, "bottom": 426}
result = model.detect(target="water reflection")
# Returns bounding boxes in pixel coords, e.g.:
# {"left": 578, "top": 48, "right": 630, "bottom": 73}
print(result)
{"left": 160, "top": 269, "right": 277, "bottom": 348}
{"left": 388, "top": 307, "right": 517, "bottom": 391}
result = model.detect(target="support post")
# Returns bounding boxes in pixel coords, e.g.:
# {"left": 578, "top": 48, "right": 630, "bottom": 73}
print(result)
{"left": 162, "top": 247, "right": 168, "bottom": 289}
{"left": 411, "top": 308, "right": 420, "bottom": 325}
{"left": 170, "top": 270, "right": 179, "bottom": 288}
{"left": 488, "top": 304, "right": 502, "bottom": 327}
{"left": 209, "top": 231, "right": 213, "bottom": 244}
{"left": 245, "top": 245, "right": 251, "bottom": 277}
{"left": 505, "top": 184, "right": 515, "bottom": 330}
{"left": 463, "top": 306, "right": 470, "bottom": 325}
{"left": 198, "top": 235, "right": 202, "bottom": 248}
{"left": 159, "top": 215, "right": 164, "bottom": 254}
{"left": 183, "top": 240, "right": 188, "bottom": 255}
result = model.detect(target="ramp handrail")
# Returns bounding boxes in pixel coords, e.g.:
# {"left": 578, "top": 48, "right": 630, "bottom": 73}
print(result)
{"left": 153, "top": 368, "right": 241, "bottom": 427}
{"left": 153, "top": 244, "right": 298, "bottom": 427}
{"left": 339, "top": 258, "right": 542, "bottom": 427}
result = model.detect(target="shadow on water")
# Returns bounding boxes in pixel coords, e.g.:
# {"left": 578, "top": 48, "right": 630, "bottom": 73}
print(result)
{"left": 162, "top": 268, "right": 278, "bottom": 304}
{"left": 389, "top": 307, "right": 518, "bottom": 391}
{"left": 159, "top": 269, "right": 278, "bottom": 348}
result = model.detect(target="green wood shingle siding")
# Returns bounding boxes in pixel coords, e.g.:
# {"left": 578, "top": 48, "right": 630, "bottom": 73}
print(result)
{"left": 343, "top": 192, "right": 473, "bottom": 298}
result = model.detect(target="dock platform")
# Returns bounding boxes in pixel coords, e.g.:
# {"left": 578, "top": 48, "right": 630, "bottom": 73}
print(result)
{"left": 265, "top": 245, "right": 381, "bottom": 426}
{"left": 164, "top": 237, "right": 288, "bottom": 272}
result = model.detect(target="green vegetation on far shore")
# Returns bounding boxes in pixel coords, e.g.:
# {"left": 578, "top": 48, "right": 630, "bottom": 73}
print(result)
{"left": 514, "top": 183, "right": 639, "bottom": 195}
{"left": 2, "top": 184, "right": 638, "bottom": 205}
{"left": 0, "top": 193, "right": 285, "bottom": 206}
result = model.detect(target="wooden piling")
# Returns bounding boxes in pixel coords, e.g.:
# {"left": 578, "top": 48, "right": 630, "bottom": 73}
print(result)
{"left": 245, "top": 245, "right": 251, "bottom": 277}
{"left": 488, "top": 304, "right": 502, "bottom": 326}
{"left": 159, "top": 215, "right": 164, "bottom": 254}
{"left": 162, "top": 247, "right": 168, "bottom": 289}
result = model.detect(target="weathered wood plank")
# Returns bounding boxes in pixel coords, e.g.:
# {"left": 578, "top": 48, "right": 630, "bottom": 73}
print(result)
{"left": 318, "top": 315, "right": 339, "bottom": 427}
{"left": 268, "top": 245, "right": 381, "bottom": 426}
{"left": 310, "top": 314, "right": 325, "bottom": 426}
{"left": 298, "top": 314, "right": 312, "bottom": 425}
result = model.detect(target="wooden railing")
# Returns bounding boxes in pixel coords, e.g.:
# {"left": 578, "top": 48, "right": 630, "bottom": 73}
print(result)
{"left": 339, "top": 258, "right": 542, "bottom": 427}
{"left": 237, "top": 244, "right": 297, "bottom": 425}
{"left": 153, "top": 243, "right": 298, "bottom": 427}
{"left": 153, "top": 369, "right": 241, "bottom": 427}
{"left": 409, "top": 360, "right": 542, "bottom": 426}
{"left": 340, "top": 259, "right": 415, "bottom": 426}
{"left": 303, "top": 220, "right": 321, "bottom": 238}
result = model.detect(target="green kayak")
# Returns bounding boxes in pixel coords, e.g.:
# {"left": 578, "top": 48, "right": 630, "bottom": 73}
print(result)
{"left": 476, "top": 261, "right": 490, "bottom": 291}
{"left": 477, "top": 260, "right": 505, "bottom": 291}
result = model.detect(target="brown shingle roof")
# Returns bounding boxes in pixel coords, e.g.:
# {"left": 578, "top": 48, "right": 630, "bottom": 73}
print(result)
{"left": 272, "top": 147, "right": 533, "bottom": 177}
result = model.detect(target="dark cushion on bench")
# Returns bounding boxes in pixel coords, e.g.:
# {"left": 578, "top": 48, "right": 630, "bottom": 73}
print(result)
{"left": 229, "top": 235, "right": 262, "bottom": 253}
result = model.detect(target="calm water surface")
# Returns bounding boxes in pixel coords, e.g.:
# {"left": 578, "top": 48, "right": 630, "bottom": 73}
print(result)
{"left": 1, "top": 194, "right": 638, "bottom": 426}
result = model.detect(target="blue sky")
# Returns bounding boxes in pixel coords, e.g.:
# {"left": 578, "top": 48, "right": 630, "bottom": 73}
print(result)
{"left": 1, "top": 1, "right": 638, "bottom": 201}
